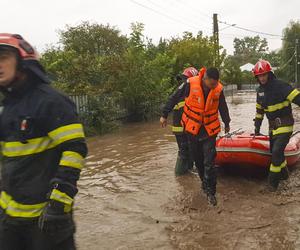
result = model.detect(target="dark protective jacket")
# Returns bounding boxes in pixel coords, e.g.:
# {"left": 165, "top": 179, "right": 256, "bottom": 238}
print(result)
{"left": 0, "top": 75, "right": 88, "bottom": 218}
{"left": 163, "top": 79, "right": 231, "bottom": 138}
{"left": 162, "top": 80, "right": 186, "bottom": 134}
{"left": 254, "top": 77, "right": 300, "bottom": 136}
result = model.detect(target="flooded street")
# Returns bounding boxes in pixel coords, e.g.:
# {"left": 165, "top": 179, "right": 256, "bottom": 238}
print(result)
{"left": 76, "top": 92, "right": 300, "bottom": 250}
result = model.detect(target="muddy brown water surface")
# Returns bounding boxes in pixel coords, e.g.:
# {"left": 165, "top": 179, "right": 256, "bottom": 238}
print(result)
{"left": 76, "top": 92, "right": 300, "bottom": 250}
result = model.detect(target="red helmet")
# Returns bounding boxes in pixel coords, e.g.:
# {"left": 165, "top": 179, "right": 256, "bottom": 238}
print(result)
{"left": 0, "top": 33, "right": 49, "bottom": 83}
{"left": 252, "top": 60, "right": 272, "bottom": 76}
{"left": 182, "top": 67, "right": 199, "bottom": 78}
{"left": 0, "top": 33, "right": 38, "bottom": 61}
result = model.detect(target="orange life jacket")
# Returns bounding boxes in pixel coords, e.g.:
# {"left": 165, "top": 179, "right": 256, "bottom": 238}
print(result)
{"left": 181, "top": 68, "right": 223, "bottom": 137}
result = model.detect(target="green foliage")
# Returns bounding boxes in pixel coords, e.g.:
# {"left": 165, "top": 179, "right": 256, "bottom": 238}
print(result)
{"left": 80, "top": 95, "right": 122, "bottom": 136}
{"left": 233, "top": 36, "right": 269, "bottom": 64}
{"left": 60, "top": 21, "right": 127, "bottom": 56}
{"left": 167, "top": 32, "right": 221, "bottom": 84}
{"left": 222, "top": 56, "right": 242, "bottom": 88}
{"left": 41, "top": 22, "right": 128, "bottom": 95}
{"left": 278, "top": 21, "right": 300, "bottom": 83}
{"left": 42, "top": 21, "right": 292, "bottom": 134}
{"left": 117, "top": 23, "right": 174, "bottom": 121}
{"left": 222, "top": 35, "right": 275, "bottom": 88}
{"left": 41, "top": 21, "right": 229, "bottom": 133}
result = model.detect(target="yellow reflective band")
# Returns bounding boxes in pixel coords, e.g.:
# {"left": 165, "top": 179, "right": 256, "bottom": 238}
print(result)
{"left": 50, "top": 189, "right": 73, "bottom": 206}
{"left": 255, "top": 113, "right": 263, "bottom": 119}
{"left": 287, "top": 89, "right": 300, "bottom": 102}
{"left": 2, "top": 124, "right": 85, "bottom": 157}
{"left": 270, "top": 160, "right": 287, "bottom": 173}
{"left": 0, "top": 191, "right": 46, "bottom": 218}
{"left": 174, "top": 101, "right": 185, "bottom": 110}
{"left": 172, "top": 126, "right": 184, "bottom": 133}
{"left": 1, "top": 137, "right": 53, "bottom": 157}
{"left": 272, "top": 126, "right": 293, "bottom": 136}
{"left": 264, "top": 100, "right": 290, "bottom": 112}
{"left": 256, "top": 103, "right": 263, "bottom": 109}
{"left": 49, "top": 124, "right": 85, "bottom": 146}
{"left": 60, "top": 151, "right": 84, "bottom": 170}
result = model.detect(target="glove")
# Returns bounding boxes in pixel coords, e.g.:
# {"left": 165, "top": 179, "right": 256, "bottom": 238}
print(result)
{"left": 225, "top": 126, "right": 230, "bottom": 134}
{"left": 254, "top": 127, "right": 261, "bottom": 136}
{"left": 38, "top": 200, "right": 73, "bottom": 233}
{"left": 160, "top": 117, "right": 167, "bottom": 128}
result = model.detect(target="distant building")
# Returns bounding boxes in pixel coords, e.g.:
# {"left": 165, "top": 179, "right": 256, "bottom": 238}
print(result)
{"left": 240, "top": 63, "right": 255, "bottom": 72}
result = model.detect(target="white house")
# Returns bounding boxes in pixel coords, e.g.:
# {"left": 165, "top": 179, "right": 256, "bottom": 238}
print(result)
{"left": 240, "top": 63, "right": 255, "bottom": 72}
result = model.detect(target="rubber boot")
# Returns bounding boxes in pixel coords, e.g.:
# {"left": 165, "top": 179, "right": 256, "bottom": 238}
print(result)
{"left": 267, "top": 172, "right": 280, "bottom": 192}
{"left": 280, "top": 167, "right": 289, "bottom": 180}
{"left": 201, "top": 179, "right": 208, "bottom": 194}
{"left": 207, "top": 193, "right": 217, "bottom": 206}
{"left": 175, "top": 155, "right": 189, "bottom": 176}
{"left": 188, "top": 160, "right": 193, "bottom": 170}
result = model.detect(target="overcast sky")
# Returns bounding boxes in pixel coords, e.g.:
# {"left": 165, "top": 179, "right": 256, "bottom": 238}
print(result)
{"left": 1, "top": 0, "right": 299, "bottom": 54}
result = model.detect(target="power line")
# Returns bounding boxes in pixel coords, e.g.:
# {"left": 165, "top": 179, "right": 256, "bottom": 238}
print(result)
{"left": 172, "top": 1, "right": 283, "bottom": 39}
{"left": 172, "top": 0, "right": 212, "bottom": 22}
{"left": 139, "top": 0, "right": 212, "bottom": 34}
{"left": 130, "top": 0, "right": 200, "bottom": 31}
{"left": 145, "top": 0, "right": 211, "bottom": 33}
{"left": 218, "top": 20, "right": 283, "bottom": 38}
{"left": 131, "top": 0, "right": 285, "bottom": 43}
{"left": 279, "top": 52, "right": 295, "bottom": 69}
{"left": 219, "top": 33, "right": 284, "bottom": 40}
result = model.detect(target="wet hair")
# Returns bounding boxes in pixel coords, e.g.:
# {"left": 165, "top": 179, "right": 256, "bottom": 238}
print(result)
{"left": 206, "top": 67, "right": 219, "bottom": 80}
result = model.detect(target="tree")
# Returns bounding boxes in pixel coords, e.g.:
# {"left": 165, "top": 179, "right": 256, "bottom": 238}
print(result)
{"left": 60, "top": 21, "right": 127, "bottom": 57}
{"left": 222, "top": 56, "right": 243, "bottom": 89}
{"left": 233, "top": 36, "right": 269, "bottom": 64}
{"left": 279, "top": 21, "right": 300, "bottom": 83}
{"left": 41, "top": 22, "right": 128, "bottom": 94}
{"left": 168, "top": 32, "right": 224, "bottom": 86}
{"left": 118, "top": 23, "right": 174, "bottom": 121}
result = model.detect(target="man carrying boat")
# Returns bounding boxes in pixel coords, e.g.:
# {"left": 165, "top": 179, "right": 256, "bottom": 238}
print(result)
{"left": 181, "top": 67, "right": 231, "bottom": 206}
{"left": 253, "top": 59, "right": 300, "bottom": 191}
{"left": 160, "top": 67, "right": 198, "bottom": 176}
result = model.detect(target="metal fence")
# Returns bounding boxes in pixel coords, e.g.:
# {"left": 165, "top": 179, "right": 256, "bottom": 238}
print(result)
{"left": 69, "top": 95, "right": 89, "bottom": 114}
{"left": 223, "top": 84, "right": 238, "bottom": 96}
{"left": 69, "top": 84, "right": 253, "bottom": 116}
{"left": 240, "top": 83, "right": 259, "bottom": 90}
{"left": 69, "top": 94, "right": 128, "bottom": 121}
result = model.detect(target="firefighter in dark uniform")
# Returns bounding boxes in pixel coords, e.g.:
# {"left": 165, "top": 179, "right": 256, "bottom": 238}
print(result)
{"left": 160, "top": 67, "right": 199, "bottom": 176}
{"left": 181, "top": 67, "right": 230, "bottom": 206}
{"left": 0, "top": 34, "right": 88, "bottom": 249}
{"left": 253, "top": 59, "right": 300, "bottom": 191}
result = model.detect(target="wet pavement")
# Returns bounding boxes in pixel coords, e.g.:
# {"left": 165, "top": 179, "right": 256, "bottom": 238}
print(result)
{"left": 75, "top": 92, "right": 300, "bottom": 250}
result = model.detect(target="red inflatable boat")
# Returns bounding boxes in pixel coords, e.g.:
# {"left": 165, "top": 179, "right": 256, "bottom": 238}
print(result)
{"left": 216, "top": 131, "right": 300, "bottom": 168}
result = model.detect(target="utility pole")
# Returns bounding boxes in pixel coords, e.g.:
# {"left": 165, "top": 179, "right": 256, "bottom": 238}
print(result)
{"left": 213, "top": 13, "right": 220, "bottom": 68}
{"left": 295, "top": 39, "right": 299, "bottom": 87}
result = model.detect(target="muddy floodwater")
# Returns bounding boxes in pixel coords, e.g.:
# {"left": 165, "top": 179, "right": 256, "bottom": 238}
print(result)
{"left": 76, "top": 92, "right": 300, "bottom": 250}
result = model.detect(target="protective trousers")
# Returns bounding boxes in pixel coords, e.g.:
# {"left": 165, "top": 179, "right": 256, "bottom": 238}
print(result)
{"left": 268, "top": 133, "right": 291, "bottom": 188}
{"left": 0, "top": 209, "right": 76, "bottom": 250}
{"left": 174, "top": 133, "right": 193, "bottom": 175}
{"left": 188, "top": 135, "right": 217, "bottom": 195}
